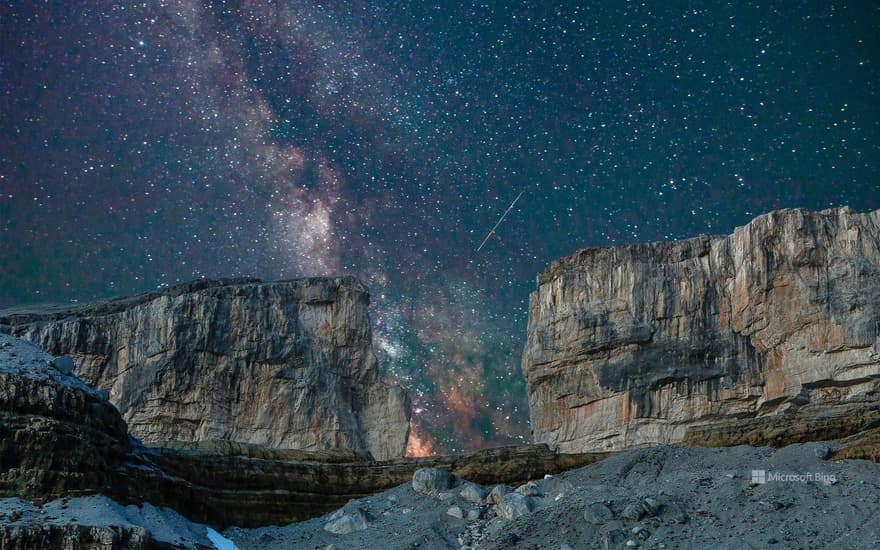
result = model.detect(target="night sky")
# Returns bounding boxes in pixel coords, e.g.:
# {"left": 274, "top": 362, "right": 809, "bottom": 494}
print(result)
{"left": 2, "top": 1, "right": 878, "bottom": 454}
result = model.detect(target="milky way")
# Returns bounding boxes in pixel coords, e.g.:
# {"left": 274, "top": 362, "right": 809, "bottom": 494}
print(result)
{"left": 2, "top": 1, "right": 878, "bottom": 453}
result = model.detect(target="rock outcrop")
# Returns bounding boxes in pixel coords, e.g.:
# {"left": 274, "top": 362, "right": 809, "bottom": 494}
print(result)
{"left": 0, "top": 277, "right": 410, "bottom": 460}
{"left": 0, "top": 334, "right": 130, "bottom": 500}
{"left": 0, "top": 331, "right": 606, "bottom": 529}
{"left": 523, "top": 207, "right": 880, "bottom": 452}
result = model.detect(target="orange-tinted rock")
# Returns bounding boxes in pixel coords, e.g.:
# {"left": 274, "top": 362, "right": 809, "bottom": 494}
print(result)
{"left": 523, "top": 207, "right": 880, "bottom": 452}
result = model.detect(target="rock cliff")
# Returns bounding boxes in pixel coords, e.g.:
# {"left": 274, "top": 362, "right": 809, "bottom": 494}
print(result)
{"left": 0, "top": 277, "right": 410, "bottom": 460}
{"left": 523, "top": 207, "right": 880, "bottom": 452}
{"left": 0, "top": 333, "right": 130, "bottom": 500}
{"left": 0, "top": 332, "right": 607, "bottom": 531}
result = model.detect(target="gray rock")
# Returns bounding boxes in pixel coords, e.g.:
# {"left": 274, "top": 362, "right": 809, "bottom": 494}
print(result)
{"left": 438, "top": 492, "right": 455, "bottom": 502}
{"left": 324, "top": 509, "right": 369, "bottom": 534}
{"left": 584, "top": 502, "right": 614, "bottom": 525}
{"left": 673, "top": 513, "right": 688, "bottom": 524}
{"left": 642, "top": 498, "right": 660, "bottom": 517}
{"left": 516, "top": 481, "right": 543, "bottom": 497}
{"left": 497, "top": 493, "right": 531, "bottom": 520}
{"left": 632, "top": 525, "right": 650, "bottom": 540}
{"left": 621, "top": 503, "right": 645, "bottom": 521}
{"left": 561, "top": 545, "right": 573, "bottom": 550}
{"left": 412, "top": 468, "right": 455, "bottom": 494}
{"left": 486, "top": 485, "right": 512, "bottom": 505}
{"left": 50, "top": 356, "right": 75, "bottom": 375}
{"left": 815, "top": 445, "right": 833, "bottom": 460}
{"left": 466, "top": 508, "right": 481, "bottom": 521}
{"left": 447, "top": 506, "right": 464, "bottom": 519}
{"left": 460, "top": 483, "right": 488, "bottom": 504}
{"left": 606, "top": 530, "right": 627, "bottom": 546}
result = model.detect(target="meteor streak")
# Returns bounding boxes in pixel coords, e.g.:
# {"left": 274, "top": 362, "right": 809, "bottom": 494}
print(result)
{"left": 476, "top": 190, "right": 524, "bottom": 252}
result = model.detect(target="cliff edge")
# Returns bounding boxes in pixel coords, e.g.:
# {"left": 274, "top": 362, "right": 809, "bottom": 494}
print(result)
{"left": 0, "top": 277, "right": 410, "bottom": 460}
{"left": 523, "top": 207, "right": 880, "bottom": 452}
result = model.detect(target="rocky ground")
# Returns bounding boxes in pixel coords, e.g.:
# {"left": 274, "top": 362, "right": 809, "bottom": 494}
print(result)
{"left": 2, "top": 441, "right": 878, "bottom": 549}
{"left": 226, "top": 443, "right": 880, "bottom": 549}
{"left": 1, "top": 328, "right": 879, "bottom": 548}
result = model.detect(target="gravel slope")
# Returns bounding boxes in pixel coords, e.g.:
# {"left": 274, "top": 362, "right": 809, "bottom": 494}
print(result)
{"left": 226, "top": 443, "right": 880, "bottom": 550}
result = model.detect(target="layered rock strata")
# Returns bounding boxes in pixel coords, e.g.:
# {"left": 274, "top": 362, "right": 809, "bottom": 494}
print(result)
{"left": 0, "top": 332, "right": 606, "bottom": 529}
{"left": 523, "top": 207, "right": 880, "bottom": 452}
{"left": 0, "top": 334, "right": 130, "bottom": 500}
{"left": 126, "top": 440, "right": 608, "bottom": 528}
{"left": 0, "top": 277, "right": 410, "bottom": 460}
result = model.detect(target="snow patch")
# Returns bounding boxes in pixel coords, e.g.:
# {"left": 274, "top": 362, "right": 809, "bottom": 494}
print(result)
{"left": 207, "top": 527, "right": 240, "bottom": 550}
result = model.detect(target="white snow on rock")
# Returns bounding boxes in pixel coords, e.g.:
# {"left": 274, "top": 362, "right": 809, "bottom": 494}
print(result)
{"left": 207, "top": 527, "right": 240, "bottom": 550}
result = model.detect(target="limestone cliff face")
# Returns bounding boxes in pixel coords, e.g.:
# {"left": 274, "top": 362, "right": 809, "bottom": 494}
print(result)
{"left": 523, "top": 207, "right": 880, "bottom": 453}
{"left": 0, "top": 277, "right": 410, "bottom": 459}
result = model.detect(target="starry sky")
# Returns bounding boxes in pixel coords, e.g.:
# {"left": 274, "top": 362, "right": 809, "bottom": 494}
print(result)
{"left": 2, "top": 1, "right": 878, "bottom": 454}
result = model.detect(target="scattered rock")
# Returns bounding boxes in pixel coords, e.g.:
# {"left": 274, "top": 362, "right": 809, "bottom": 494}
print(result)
{"left": 822, "top": 476, "right": 839, "bottom": 486}
{"left": 621, "top": 503, "right": 645, "bottom": 521}
{"left": 760, "top": 500, "right": 788, "bottom": 511}
{"left": 516, "top": 481, "right": 543, "bottom": 497}
{"left": 486, "top": 485, "right": 512, "bottom": 505}
{"left": 466, "top": 508, "right": 481, "bottom": 521}
{"left": 324, "top": 509, "right": 370, "bottom": 534}
{"left": 626, "top": 539, "right": 638, "bottom": 547}
{"left": 583, "top": 502, "right": 614, "bottom": 525}
{"left": 438, "top": 492, "right": 454, "bottom": 502}
{"left": 641, "top": 497, "right": 660, "bottom": 517}
{"left": 673, "top": 513, "right": 688, "bottom": 524}
{"left": 412, "top": 468, "right": 456, "bottom": 494}
{"left": 815, "top": 446, "right": 833, "bottom": 460}
{"left": 460, "top": 483, "right": 488, "bottom": 504}
{"left": 447, "top": 506, "right": 464, "bottom": 519}
{"left": 632, "top": 525, "right": 650, "bottom": 540}
{"left": 497, "top": 493, "right": 531, "bottom": 520}
{"left": 606, "top": 530, "right": 627, "bottom": 546}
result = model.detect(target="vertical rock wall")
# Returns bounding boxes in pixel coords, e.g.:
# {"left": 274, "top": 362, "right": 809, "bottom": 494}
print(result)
{"left": 0, "top": 277, "right": 410, "bottom": 459}
{"left": 523, "top": 207, "right": 880, "bottom": 452}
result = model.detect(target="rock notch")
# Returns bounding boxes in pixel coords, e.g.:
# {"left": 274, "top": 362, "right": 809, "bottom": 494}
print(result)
{"left": 0, "top": 276, "right": 410, "bottom": 459}
{"left": 523, "top": 207, "right": 880, "bottom": 452}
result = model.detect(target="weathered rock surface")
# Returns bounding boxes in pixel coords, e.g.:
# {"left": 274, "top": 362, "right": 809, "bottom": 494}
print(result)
{"left": 0, "top": 334, "right": 130, "bottom": 501}
{"left": 0, "top": 277, "right": 410, "bottom": 460}
{"left": 0, "top": 333, "right": 608, "bottom": 528}
{"left": 523, "top": 207, "right": 880, "bottom": 452}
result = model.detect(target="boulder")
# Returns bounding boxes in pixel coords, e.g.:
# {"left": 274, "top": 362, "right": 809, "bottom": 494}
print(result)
{"left": 412, "top": 468, "right": 456, "bottom": 494}
{"left": 497, "top": 493, "right": 531, "bottom": 520}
